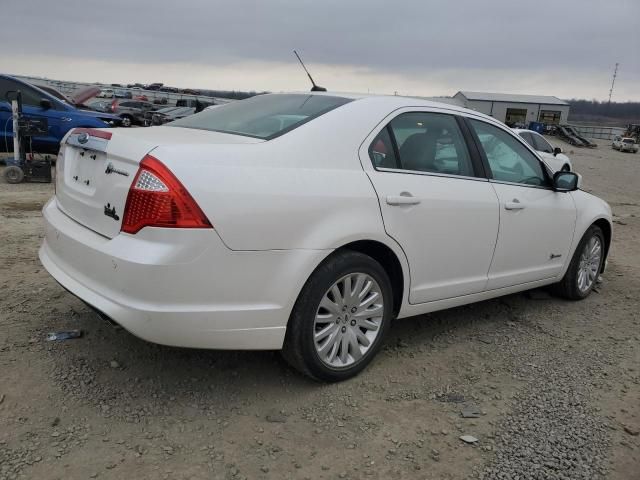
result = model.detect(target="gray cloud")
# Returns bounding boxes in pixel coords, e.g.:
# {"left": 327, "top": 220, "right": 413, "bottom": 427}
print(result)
{"left": 2, "top": 0, "right": 639, "bottom": 99}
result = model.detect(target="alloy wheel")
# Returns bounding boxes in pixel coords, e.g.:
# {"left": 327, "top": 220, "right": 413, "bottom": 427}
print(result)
{"left": 313, "top": 273, "right": 384, "bottom": 368}
{"left": 577, "top": 236, "right": 602, "bottom": 293}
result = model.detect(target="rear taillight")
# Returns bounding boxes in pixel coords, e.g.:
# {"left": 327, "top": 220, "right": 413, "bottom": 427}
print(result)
{"left": 111, "top": 100, "right": 117, "bottom": 112}
{"left": 121, "top": 155, "right": 212, "bottom": 234}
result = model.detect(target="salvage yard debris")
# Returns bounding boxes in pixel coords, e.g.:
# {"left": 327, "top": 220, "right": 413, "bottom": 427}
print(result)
{"left": 46, "top": 329, "right": 82, "bottom": 341}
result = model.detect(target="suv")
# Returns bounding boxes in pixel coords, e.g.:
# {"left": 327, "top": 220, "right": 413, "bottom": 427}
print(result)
{"left": 612, "top": 136, "right": 638, "bottom": 153}
{"left": 0, "top": 74, "right": 121, "bottom": 154}
{"left": 110, "top": 99, "right": 156, "bottom": 127}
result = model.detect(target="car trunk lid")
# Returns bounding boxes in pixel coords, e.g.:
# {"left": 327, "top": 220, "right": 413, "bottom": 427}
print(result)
{"left": 55, "top": 126, "right": 262, "bottom": 238}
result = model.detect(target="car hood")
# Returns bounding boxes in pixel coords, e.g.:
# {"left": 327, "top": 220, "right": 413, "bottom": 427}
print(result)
{"left": 74, "top": 107, "right": 120, "bottom": 121}
{"left": 71, "top": 86, "right": 101, "bottom": 106}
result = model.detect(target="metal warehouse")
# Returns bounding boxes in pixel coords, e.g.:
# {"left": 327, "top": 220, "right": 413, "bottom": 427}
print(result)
{"left": 453, "top": 91, "right": 570, "bottom": 127}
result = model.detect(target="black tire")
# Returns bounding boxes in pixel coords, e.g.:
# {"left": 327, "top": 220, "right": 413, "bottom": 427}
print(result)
{"left": 552, "top": 225, "right": 605, "bottom": 300}
{"left": 121, "top": 115, "right": 133, "bottom": 127}
{"left": 4, "top": 166, "right": 24, "bottom": 184}
{"left": 282, "top": 250, "right": 393, "bottom": 382}
{"left": 561, "top": 164, "right": 570, "bottom": 172}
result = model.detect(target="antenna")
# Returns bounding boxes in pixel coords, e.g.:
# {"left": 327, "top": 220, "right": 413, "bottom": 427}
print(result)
{"left": 293, "top": 50, "right": 327, "bottom": 92}
{"left": 608, "top": 63, "right": 619, "bottom": 103}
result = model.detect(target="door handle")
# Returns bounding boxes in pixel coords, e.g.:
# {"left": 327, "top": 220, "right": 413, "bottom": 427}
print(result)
{"left": 504, "top": 199, "right": 526, "bottom": 210}
{"left": 386, "top": 194, "right": 420, "bottom": 206}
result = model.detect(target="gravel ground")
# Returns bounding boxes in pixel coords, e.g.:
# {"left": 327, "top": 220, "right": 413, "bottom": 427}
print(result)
{"left": 0, "top": 140, "right": 639, "bottom": 480}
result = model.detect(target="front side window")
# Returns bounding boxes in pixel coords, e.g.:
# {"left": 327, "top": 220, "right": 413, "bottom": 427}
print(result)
{"left": 370, "top": 112, "right": 474, "bottom": 177}
{"left": 470, "top": 119, "right": 548, "bottom": 187}
{"left": 170, "top": 94, "right": 352, "bottom": 140}
{"left": 531, "top": 132, "right": 554, "bottom": 153}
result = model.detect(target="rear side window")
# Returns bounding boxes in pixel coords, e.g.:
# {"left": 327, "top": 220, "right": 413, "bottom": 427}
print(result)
{"left": 169, "top": 94, "right": 352, "bottom": 140}
{"left": 531, "top": 133, "right": 554, "bottom": 153}
{"left": 368, "top": 127, "right": 399, "bottom": 169}
{"left": 370, "top": 112, "right": 474, "bottom": 177}
{"left": 518, "top": 131, "right": 534, "bottom": 148}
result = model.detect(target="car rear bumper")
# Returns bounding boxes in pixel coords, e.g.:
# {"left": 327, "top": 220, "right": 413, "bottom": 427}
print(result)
{"left": 39, "top": 197, "right": 328, "bottom": 350}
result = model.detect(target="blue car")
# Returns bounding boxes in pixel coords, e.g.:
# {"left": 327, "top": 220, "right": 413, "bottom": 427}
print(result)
{"left": 0, "top": 74, "right": 121, "bottom": 155}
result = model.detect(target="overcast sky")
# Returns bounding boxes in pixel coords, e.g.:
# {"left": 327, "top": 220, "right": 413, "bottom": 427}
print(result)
{"left": 1, "top": 0, "right": 639, "bottom": 100}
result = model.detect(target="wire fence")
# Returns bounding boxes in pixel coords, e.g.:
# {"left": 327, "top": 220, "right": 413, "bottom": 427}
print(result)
{"left": 568, "top": 124, "right": 625, "bottom": 141}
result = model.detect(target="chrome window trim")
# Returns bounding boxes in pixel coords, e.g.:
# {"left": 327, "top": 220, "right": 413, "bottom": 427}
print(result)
{"left": 488, "top": 178, "right": 553, "bottom": 191}
{"left": 374, "top": 167, "right": 490, "bottom": 183}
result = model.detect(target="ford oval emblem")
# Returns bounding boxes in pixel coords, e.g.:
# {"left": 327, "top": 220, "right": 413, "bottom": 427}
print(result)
{"left": 78, "top": 132, "right": 89, "bottom": 144}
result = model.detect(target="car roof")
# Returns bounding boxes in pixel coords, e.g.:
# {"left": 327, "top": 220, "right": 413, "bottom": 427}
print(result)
{"left": 268, "top": 91, "right": 498, "bottom": 122}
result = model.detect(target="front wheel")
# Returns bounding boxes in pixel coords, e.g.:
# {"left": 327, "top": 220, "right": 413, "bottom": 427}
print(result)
{"left": 553, "top": 225, "right": 604, "bottom": 300}
{"left": 282, "top": 251, "right": 393, "bottom": 382}
{"left": 121, "top": 115, "right": 133, "bottom": 127}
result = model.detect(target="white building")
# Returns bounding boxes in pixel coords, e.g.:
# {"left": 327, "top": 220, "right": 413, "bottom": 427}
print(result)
{"left": 453, "top": 91, "right": 570, "bottom": 126}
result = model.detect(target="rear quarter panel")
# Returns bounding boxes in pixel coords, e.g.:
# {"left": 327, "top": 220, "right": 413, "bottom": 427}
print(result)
{"left": 152, "top": 102, "right": 397, "bottom": 252}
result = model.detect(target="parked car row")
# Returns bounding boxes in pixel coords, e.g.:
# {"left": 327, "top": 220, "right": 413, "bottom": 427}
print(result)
{"left": 0, "top": 73, "right": 209, "bottom": 153}
{"left": 0, "top": 74, "right": 122, "bottom": 154}
{"left": 144, "top": 106, "right": 196, "bottom": 126}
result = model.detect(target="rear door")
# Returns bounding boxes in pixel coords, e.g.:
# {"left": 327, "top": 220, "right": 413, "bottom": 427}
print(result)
{"left": 466, "top": 118, "right": 576, "bottom": 289}
{"left": 362, "top": 109, "right": 499, "bottom": 304}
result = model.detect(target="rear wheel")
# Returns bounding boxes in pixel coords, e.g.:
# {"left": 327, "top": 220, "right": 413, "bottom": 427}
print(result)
{"left": 282, "top": 251, "right": 393, "bottom": 382}
{"left": 553, "top": 225, "right": 604, "bottom": 300}
{"left": 3, "top": 166, "right": 24, "bottom": 184}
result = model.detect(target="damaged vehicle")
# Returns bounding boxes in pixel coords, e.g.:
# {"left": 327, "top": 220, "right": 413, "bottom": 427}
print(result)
{"left": 39, "top": 93, "right": 612, "bottom": 381}
{"left": 0, "top": 74, "right": 121, "bottom": 154}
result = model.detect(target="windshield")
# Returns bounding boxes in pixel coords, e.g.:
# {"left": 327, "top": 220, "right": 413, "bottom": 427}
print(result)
{"left": 168, "top": 94, "right": 352, "bottom": 139}
{"left": 623, "top": 139, "right": 634, "bottom": 144}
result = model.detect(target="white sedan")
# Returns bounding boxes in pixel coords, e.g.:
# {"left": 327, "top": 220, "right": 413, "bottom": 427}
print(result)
{"left": 40, "top": 93, "right": 612, "bottom": 381}
{"left": 513, "top": 128, "right": 572, "bottom": 172}
{"left": 612, "top": 135, "right": 638, "bottom": 153}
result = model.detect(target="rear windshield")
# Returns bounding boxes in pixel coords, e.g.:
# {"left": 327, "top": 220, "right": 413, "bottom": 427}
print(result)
{"left": 168, "top": 94, "right": 352, "bottom": 139}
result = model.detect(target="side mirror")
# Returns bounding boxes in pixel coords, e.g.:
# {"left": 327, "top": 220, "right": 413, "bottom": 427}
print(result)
{"left": 40, "top": 98, "right": 52, "bottom": 110}
{"left": 553, "top": 146, "right": 562, "bottom": 156}
{"left": 553, "top": 171, "right": 580, "bottom": 192}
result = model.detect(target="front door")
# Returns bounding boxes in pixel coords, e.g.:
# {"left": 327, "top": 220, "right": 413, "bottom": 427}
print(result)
{"left": 364, "top": 111, "right": 500, "bottom": 303}
{"left": 467, "top": 118, "right": 576, "bottom": 290}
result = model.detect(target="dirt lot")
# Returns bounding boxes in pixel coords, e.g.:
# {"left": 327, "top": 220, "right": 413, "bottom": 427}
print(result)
{"left": 1, "top": 141, "right": 639, "bottom": 480}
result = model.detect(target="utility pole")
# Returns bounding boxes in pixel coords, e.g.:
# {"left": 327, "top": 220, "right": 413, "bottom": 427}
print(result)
{"left": 608, "top": 63, "right": 619, "bottom": 103}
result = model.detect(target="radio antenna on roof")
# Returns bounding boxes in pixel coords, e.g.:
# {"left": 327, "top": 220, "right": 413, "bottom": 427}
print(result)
{"left": 293, "top": 50, "right": 327, "bottom": 92}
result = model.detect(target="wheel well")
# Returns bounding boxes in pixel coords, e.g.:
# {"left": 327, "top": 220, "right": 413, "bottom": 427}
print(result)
{"left": 337, "top": 240, "right": 404, "bottom": 316}
{"left": 593, "top": 218, "right": 612, "bottom": 260}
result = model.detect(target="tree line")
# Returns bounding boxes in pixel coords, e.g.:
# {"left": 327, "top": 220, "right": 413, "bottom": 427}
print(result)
{"left": 567, "top": 99, "right": 640, "bottom": 122}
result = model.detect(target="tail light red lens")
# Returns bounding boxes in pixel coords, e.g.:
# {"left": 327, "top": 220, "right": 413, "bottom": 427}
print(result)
{"left": 121, "top": 155, "right": 212, "bottom": 234}
{"left": 111, "top": 100, "right": 117, "bottom": 112}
